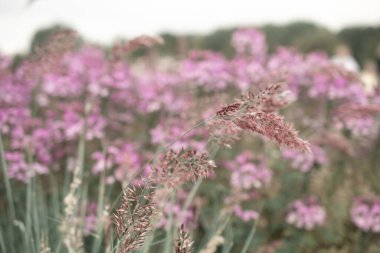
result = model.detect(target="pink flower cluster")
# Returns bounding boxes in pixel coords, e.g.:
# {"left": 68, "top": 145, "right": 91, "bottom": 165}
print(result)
{"left": 351, "top": 198, "right": 380, "bottom": 233}
{"left": 225, "top": 151, "right": 272, "bottom": 190}
{"left": 0, "top": 27, "right": 375, "bottom": 184}
{"left": 231, "top": 28, "right": 267, "bottom": 62}
{"left": 180, "top": 50, "right": 232, "bottom": 91}
{"left": 4, "top": 151, "right": 48, "bottom": 182}
{"left": 84, "top": 202, "right": 98, "bottom": 236}
{"left": 336, "top": 116, "right": 377, "bottom": 137}
{"left": 334, "top": 103, "right": 380, "bottom": 137}
{"left": 286, "top": 197, "right": 326, "bottom": 230}
{"left": 91, "top": 143, "right": 143, "bottom": 184}
{"left": 233, "top": 206, "right": 259, "bottom": 222}
{"left": 282, "top": 145, "right": 327, "bottom": 173}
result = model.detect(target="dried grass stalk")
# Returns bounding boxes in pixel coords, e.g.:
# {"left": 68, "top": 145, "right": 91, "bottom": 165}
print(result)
{"left": 174, "top": 225, "right": 194, "bottom": 253}
{"left": 153, "top": 149, "right": 216, "bottom": 188}
{"left": 211, "top": 82, "right": 309, "bottom": 151}
{"left": 113, "top": 183, "right": 157, "bottom": 253}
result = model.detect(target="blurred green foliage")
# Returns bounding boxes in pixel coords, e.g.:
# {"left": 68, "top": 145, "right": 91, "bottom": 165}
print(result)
{"left": 160, "top": 22, "right": 379, "bottom": 66}
{"left": 28, "top": 21, "right": 380, "bottom": 66}
{"left": 338, "top": 26, "right": 380, "bottom": 66}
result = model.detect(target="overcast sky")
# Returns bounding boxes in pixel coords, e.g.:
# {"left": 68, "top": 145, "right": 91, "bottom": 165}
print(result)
{"left": 1, "top": 0, "right": 379, "bottom": 54}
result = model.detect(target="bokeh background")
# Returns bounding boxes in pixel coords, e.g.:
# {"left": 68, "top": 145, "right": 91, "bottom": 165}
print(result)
{"left": 1, "top": 1, "right": 380, "bottom": 253}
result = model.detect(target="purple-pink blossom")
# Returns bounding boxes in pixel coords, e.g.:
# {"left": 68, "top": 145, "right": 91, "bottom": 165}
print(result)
{"left": 282, "top": 145, "right": 327, "bottom": 173}
{"left": 351, "top": 198, "right": 380, "bottom": 233}
{"left": 225, "top": 151, "right": 272, "bottom": 190}
{"left": 286, "top": 197, "right": 326, "bottom": 230}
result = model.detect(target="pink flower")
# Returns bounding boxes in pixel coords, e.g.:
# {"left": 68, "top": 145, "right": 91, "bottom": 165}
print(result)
{"left": 84, "top": 202, "right": 98, "bottom": 236}
{"left": 91, "top": 143, "right": 143, "bottom": 183}
{"left": 231, "top": 28, "right": 267, "bottom": 63}
{"left": 351, "top": 198, "right": 380, "bottom": 233}
{"left": 225, "top": 151, "right": 271, "bottom": 190}
{"left": 283, "top": 145, "right": 327, "bottom": 173}
{"left": 286, "top": 197, "right": 326, "bottom": 230}
{"left": 5, "top": 151, "right": 48, "bottom": 182}
{"left": 371, "top": 203, "right": 380, "bottom": 233}
{"left": 233, "top": 206, "right": 259, "bottom": 222}
{"left": 334, "top": 103, "right": 380, "bottom": 137}
{"left": 232, "top": 58, "right": 266, "bottom": 91}
{"left": 180, "top": 50, "right": 232, "bottom": 90}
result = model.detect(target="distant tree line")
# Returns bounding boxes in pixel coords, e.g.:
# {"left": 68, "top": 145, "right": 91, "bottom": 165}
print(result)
{"left": 159, "top": 21, "right": 380, "bottom": 67}
{"left": 24, "top": 21, "right": 380, "bottom": 67}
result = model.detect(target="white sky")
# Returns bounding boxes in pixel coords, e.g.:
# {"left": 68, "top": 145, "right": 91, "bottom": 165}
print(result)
{"left": 0, "top": 0, "right": 379, "bottom": 54}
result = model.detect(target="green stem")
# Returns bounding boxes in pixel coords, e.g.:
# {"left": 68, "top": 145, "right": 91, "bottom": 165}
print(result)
{"left": 356, "top": 231, "right": 369, "bottom": 253}
{"left": 163, "top": 192, "right": 176, "bottom": 253}
{"left": 0, "top": 133, "right": 16, "bottom": 253}
{"left": 92, "top": 144, "right": 108, "bottom": 253}
{"left": 0, "top": 227, "right": 6, "bottom": 253}
{"left": 240, "top": 203, "right": 264, "bottom": 253}
{"left": 0, "top": 133, "right": 15, "bottom": 220}
{"left": 141, "top": 229, "right": 156, "bottom": 253}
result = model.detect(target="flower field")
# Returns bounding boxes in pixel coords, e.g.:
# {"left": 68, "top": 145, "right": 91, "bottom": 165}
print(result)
{"left": 1, "top": 28, "right": 380, "bottom": 253}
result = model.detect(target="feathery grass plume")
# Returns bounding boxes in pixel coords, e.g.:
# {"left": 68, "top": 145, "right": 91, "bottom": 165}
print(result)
{"left": 174, "top": 225, "right": 193, "bottom": 253}
{"left": 199, "top": 235, "right": 225, "bottom": 253}
{"left": 60, "top": 165, "right": 83, "bottom": 253}
{"left": 207, "top": 116, "right": 241, "bottom": 148}
{"left": 153, "top": 149, "right": 216, "bottom": 188}
{"left": 113, "top": 182, "right": 157, "bottom": 253}
{"left": 239, "top": 81, "right": 293, "bottom": 112}
{"left": 235, "top": 112, "right": 309, "bottom": 151}
{"left": 211, "top": 82, "right": 309, "bottom": 151}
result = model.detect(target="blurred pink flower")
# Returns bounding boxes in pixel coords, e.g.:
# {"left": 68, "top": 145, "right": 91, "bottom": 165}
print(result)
{"left": 351, "top": 198, "right": 380, "bottom": 233}
{"left": 286, "top": 197, "right": 326, "bottom": 230}
{"left": 233, "top": 206, "right": 259, "bottom": 222}
{"left": 231, "top": 28, "right": 267, "bottom": 63}
{"left": 225, "top": 151, "right": 271, "bottom": 190}
{"left": 180, "top": 50, "right": 232, "bottom": 90}
{"left": 282, "top": 145, "right": 327, "bottom": 173}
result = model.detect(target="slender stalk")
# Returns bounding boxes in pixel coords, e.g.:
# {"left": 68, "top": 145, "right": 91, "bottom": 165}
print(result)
{"left": 163, "top": 192, "right": 176, "bottom": 253}
{"left": 33, "top": 179, "right": 41, "bottom": 253}
{"left": 0, "top": 133, "right": 15, "bottom": 252}
{"left": 180, "top": 179, "right": 203, "bottom": 220}
{"left": 0, "top": 227, "right": 6, "bottom": 253}
{"left": 150, "top": 237, "right": 167, "bottom": 246}
{"left": 91, "top": 156, "right": 107, "bottom": 253}
{"left": 356, "top": 231, "right": 370, "bottom": 253}
{"left": 0, "top": 133, "right": 16, "bottom": 220}
{"left": 25, "top": 176, "right": 36, "bottom": 253}
{"left": 240, "top": 203, "right": 264, "bottom": 253}
{"left": 222, "top": 222, "right": 234, "bottom": 253}
{"left": 77, "top": 108, "right": 88, "bottom": 180}
{"left": 141, "top": 229, "right": 156, "bottom": 253}
{"left": 222, "top": 241, "right": 233, "bottom": 253}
